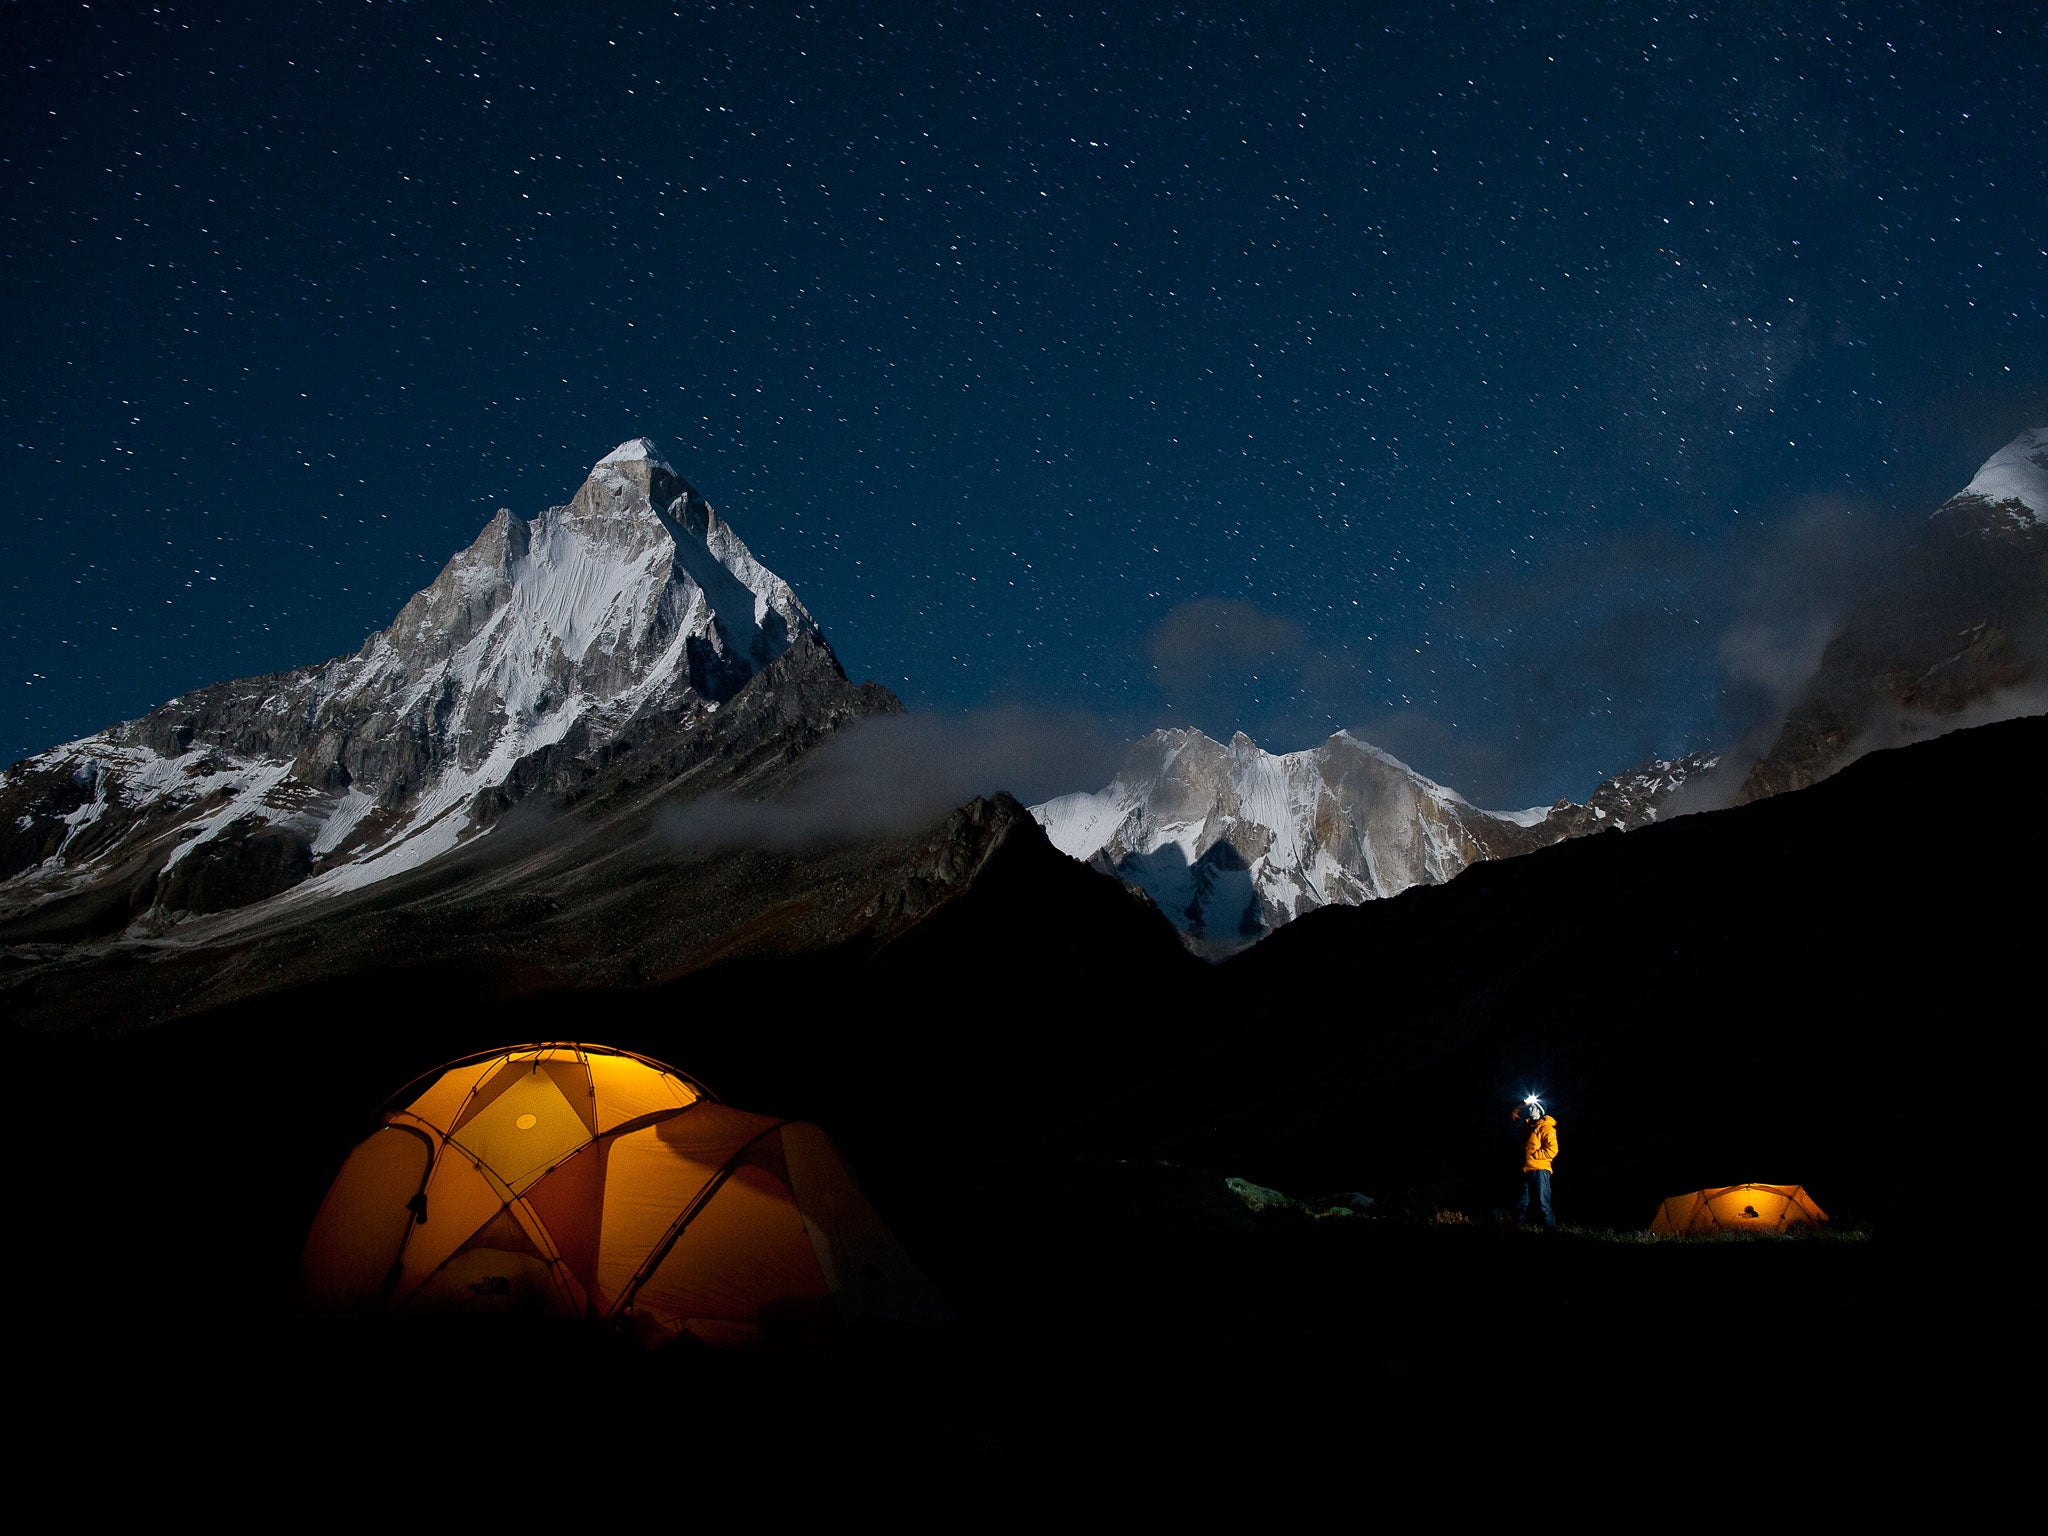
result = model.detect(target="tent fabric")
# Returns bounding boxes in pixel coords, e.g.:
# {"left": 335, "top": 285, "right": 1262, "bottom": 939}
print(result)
{"left": 302, "top": 1043, "right": 950, "bottom": 1346}
{"left": 1648, "top": 1183, "right": 1828, "bottom": 1235}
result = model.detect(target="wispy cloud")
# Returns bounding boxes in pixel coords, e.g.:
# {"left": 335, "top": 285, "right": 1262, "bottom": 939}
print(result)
{"left": 659, "top": 706, "right": 1131, "bottom": 849}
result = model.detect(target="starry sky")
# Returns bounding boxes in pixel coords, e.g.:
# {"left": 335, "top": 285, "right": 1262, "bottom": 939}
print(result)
{"left": 4, "top": 1, "right": 2043, "bottom": 806}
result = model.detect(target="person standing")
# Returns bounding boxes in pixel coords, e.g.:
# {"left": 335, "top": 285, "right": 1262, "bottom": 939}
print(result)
{"left": 1514, "top": 1097, "right": 1558, "bottom": 1229}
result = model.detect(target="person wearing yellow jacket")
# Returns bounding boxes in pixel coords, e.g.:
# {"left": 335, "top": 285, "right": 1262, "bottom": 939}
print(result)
{"left": 1514, "top": 1098, "right": 1558, "bottom": 1229}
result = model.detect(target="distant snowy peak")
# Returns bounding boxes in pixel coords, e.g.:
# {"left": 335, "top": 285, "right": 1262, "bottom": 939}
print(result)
{"left": 2, "top": 441, "right": 829, "bottom": 919}
{"left": 1034, "top": 728, "right": 1524, "bottom": 954}
{"left": 1032, "top": 727, "right": 1715, "bottom": 955}
{"left": 1936, "top": 426, "right": 2048, "bottom": 533}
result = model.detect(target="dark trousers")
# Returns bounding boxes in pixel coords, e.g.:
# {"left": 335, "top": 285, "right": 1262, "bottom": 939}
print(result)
{"left": 1517, "top": 1169, "right": 1554, "bottom": 1228}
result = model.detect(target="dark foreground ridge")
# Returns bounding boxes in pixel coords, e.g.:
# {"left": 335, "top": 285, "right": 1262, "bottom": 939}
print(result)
{"left": 13, "top": 714, "right": 2043, "bottom": 1495}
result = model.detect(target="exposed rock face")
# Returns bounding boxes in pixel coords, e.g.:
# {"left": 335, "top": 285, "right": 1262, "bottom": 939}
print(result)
{"left": 1543, "top": 752, "right": 1724, "bottom": 836}
{"left": 1031, "top": 728, "right": 1714, "bottom": 954}
{"left": 1740, "top": 427, "right": 2048, "bottom": 802}
{"left": 0, "top": 441, "right": 883, "bottom": 932}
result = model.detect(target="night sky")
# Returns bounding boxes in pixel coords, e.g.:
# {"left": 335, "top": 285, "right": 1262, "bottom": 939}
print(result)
{"left": 4, "top": 1, "right": 2042, "bottom": 806}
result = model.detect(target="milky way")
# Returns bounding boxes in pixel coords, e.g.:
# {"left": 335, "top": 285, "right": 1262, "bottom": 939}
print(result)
{"left": 4, "top": 2, "right": 2042, "bottom": 803}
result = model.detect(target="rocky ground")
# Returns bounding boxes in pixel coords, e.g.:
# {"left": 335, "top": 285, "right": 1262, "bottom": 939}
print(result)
{"left": 24, "top": 1192, "right": 2013, "bottom": 1500}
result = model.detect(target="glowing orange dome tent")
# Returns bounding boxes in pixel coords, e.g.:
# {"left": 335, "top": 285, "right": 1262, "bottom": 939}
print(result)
{"left": 302, "top": 1043, "right": 950, "bottom": 1347}
{"left": 1648, "top": 1183, "right": 1828, "bottom": 1236}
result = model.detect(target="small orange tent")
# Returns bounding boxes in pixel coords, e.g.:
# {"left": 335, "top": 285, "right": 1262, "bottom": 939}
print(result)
{"left": 302, "top": 1043, "right": 950, "bottom": 1346}
{"left": 1648, "top": 1183, "right": 1828, "bottom": 1235}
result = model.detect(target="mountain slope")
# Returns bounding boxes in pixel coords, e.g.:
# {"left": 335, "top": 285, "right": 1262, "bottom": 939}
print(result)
{"left": 1, "top": 441, "right": 851, "bottom": 933}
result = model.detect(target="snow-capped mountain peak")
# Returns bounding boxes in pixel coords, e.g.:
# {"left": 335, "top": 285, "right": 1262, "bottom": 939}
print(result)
{"left": 597, "top": 436, "right": 675, "bottom": 471}
{"left": 1937, "top": 426, "right": 2048, "bottom": 532}
{"left": 3, "top": 442, "right": 828, "bottom": 918}
{"left": 578, "top": 436, "right": 689, "bottom": 514}
{"left": 1034, "top": 727, "right": 1520, "bottom": 953}
{"left": 1032, "top": 727, "right": 1716, "bottom": 955}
